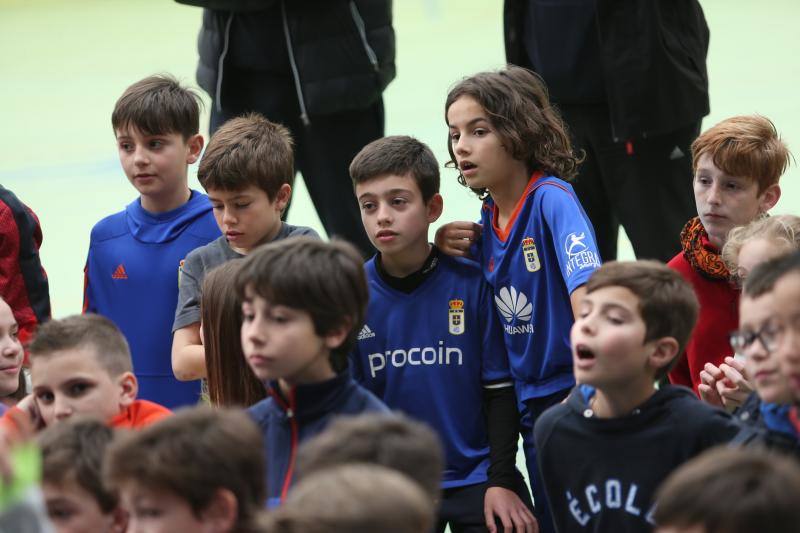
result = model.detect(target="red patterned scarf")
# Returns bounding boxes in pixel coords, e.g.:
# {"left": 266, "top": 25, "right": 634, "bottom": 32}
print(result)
{"left": 680, "top": 217, "right": 731, "bottom": 281}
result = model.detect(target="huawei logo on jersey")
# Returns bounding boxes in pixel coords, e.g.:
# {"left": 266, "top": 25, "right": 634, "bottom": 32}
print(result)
{"left": 495, "top": 286, "right": 534, "bottom": 335}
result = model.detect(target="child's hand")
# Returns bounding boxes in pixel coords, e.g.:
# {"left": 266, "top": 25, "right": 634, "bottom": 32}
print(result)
{"left": 716, "top": 356, "right": 751, "bottom": 410}
{"left": 434, "top": 221, "right": 482, "bottom": 258}
{"left": 15, "top": 394, "right": 45, "bottom": 431}
{"left": 698, "top": 363, "right": 725, "bottom": 408}
{"left": 484, "top": 486, "right": 538, "bottom": 533}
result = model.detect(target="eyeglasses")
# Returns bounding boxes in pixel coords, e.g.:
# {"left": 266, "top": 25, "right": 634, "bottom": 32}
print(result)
{"left": 729, "top": 322, "right": 783, "bottom": 355}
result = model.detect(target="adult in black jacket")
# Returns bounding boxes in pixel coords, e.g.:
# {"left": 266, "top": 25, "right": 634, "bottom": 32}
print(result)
{"left": 177, "top": 0, "right": 396, "bottom": 257}
{"left": 504, "top": 0, "right": 709, "bottom": 262}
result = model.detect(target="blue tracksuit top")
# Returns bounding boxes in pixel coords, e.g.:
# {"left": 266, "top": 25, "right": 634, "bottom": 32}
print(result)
{"left": 84, "top": 191, "right": 220, "bottom": 408}
{"left": 247, "top": 370, "right": 388, "bottom": 507}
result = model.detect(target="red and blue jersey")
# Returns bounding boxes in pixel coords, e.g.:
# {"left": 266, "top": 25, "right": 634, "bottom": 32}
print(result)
{"left": 476, "top": 173, "right": 601, "bottom": 402}
{"left": 352, "top": 254, "right": 512, "bottom": 488}
{"left": 84, "top": 191, "right": 220, "bottom": 408}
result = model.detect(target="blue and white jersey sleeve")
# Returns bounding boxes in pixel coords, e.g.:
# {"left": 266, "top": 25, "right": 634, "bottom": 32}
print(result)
{"left": 539, "top": 185, "right": 601, "bottom": 293}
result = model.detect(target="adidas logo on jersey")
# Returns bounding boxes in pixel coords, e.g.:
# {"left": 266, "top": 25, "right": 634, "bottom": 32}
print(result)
{"left": 112, "top": 264, "right": 128, "bottom": 280}
{"left": 357, "top": 324, "right": 376, "bottom": 340}
{"left": 495, "top": 286, "right": 534, "bottom": 335}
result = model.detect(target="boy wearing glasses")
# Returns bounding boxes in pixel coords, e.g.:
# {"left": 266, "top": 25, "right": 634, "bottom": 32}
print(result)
{"left": 729, "top": 252, "right": 800, "bottom": 452}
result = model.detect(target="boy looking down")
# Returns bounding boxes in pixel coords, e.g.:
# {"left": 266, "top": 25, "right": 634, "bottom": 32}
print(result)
{"left": 171, "top": 113, "right": 317, "bottom": 382}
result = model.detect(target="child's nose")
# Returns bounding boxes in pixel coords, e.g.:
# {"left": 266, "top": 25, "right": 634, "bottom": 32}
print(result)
{"left": 54, "top": 397, "right": 74, "bottom": 420}
{"left": 133, "top": 146, "right": 150, "bottom": 165}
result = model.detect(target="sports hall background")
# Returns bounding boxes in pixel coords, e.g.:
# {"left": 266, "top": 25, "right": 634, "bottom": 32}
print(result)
{"left": 2, "top": 0, "right": 798, "bottom": 319}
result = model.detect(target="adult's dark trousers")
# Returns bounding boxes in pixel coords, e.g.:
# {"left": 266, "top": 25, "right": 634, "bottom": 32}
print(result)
{"left": 436, "top": 473, "right": 534, "bottom": 533}
{"left": 210, "top": 71, "right": 381, "bottom": 258}
{"left": 560, "top": 104, "right": 700, "bottom": 262}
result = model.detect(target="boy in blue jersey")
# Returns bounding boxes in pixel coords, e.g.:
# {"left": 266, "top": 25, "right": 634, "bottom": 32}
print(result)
{"left": 171, "top": 113, "right": 318, "bottom": 383}
{"left": 349, "top": 136, "right": 537, "bottom": 533}
{"left": 84, "top": 75, "right": 220, "bottom": 409}
{"left": 237, "top": 238, "right": 388, "bottom": 506}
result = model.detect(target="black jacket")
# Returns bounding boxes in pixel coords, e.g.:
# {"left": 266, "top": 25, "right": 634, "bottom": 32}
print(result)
{"left": 731, "top": 392, "right": 800, "bottom": 458}
{"left": 248, "top": 370, "right": 388, "bottom": 505}
{"left": 504, "top": 0, "right": 710, "bottom": 140}
{"left": 178, "top": 0, "right": 395, "bottom": 121}
{"left": 534, "top": 385, "right": 740, "bottom": 533}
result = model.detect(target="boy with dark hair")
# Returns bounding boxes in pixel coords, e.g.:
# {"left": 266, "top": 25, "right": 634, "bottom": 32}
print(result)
{"left": 723, "top": 252, "right": 799, "bottom": 453}
{"left": 172, "top": 112, "right": 318, "bottom": 382}
{"left": 11, "top": 314, "right": 170, "bottom": 429}
{"left": 84, "top": 74, "right": 219, "bottom": 409}
{"left": 295, "top": 413, "right": 444, "bottom": 501}
{"left": 535, "top": 261, "right": 740, "bottom": 532}
{"left": 237, "top": 238, "right": 387, "bottom": 506}
{"left": 39, "top": 418, "right": 126, "bottom": 533}
{"left": 349, "top": 136, "right": 536, "bottom": 532}
{"left": 667, "top": 115, "right": 789, "bottom": 392}
{"left": 262, "top": 464, "right": 434, "bottom": 533}
{"left": 104, "top": 406, "right": 265, "bottom": 533}
{"left": 653, "top": 447, "right": 800, "bottom": 533}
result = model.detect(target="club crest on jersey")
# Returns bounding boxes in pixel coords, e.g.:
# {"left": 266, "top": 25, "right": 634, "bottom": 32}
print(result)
{"left": 448, "top": 299, "right": 465, "bottom": 335}
{"left": 521, "top": 237, "right": 541, "bottom": 272}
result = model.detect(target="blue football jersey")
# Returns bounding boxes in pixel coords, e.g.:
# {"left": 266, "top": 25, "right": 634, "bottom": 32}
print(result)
{"left": 351, "top": 254, "right": 512, "bottom": 488}
{"left": 84, "top": 191, "right": 220, "bottom": 408}
{"left": 476, "top": 174, "right": 601, "bottom": 402}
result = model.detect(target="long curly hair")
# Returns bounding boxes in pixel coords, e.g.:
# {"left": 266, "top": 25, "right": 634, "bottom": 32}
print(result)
{"left": 445, "top": 66, "right": 581, "bottom": 198}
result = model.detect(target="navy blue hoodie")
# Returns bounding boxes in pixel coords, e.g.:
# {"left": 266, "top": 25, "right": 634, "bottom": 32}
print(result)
{"left": 534, "top": 385, "right": 740, "bottom": 532}
{"left": 248, "top": 370, "right": 388, "bottom": 506}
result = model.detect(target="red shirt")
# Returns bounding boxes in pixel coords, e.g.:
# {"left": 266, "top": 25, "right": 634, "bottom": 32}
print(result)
{"left": 668, "top": 248, "right": 739, "bottom": 393}
{"left": 108, "top": 399, "right": 171, "bottom": 428}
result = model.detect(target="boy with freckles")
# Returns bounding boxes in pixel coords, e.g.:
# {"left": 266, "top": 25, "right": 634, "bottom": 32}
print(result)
{"left": 534, "top": 261, "right": 739, "bottom": 533}
{"left": 667, "top": 115, "right": 790, "bottom": 393}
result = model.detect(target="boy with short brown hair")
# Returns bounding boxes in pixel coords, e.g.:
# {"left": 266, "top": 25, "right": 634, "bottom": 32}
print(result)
{"left": 171, "top": 113, "right": 318, "bottom": 382}
{"left": 15, "top": 314, "right": 170, "bottom": 429}
{"left": 237, "top": 238, "right": 387, "bottom": 506}
{"left": 668, "top": 115, "right": 790, "bottom": 392}
{"left": 85, "top": 74, "right": 220, "bottom": 409}
{"left": 535, "top": 261, "right": 740, "bottom": 533}
{"left": 295, "top": 413, "right": 444, "bottom": 501}
{"left": 262, "top": 464, "right": 435, "bottom": 533}
{"left": 349, "top": 136, "right": 535, "bottom": 532}
{"left": 39, "top": 418, "right": 126, "bottom": 533}
{"left": 104, "top": 406, "right": 265, "bottom": 533}
{"left": 653, "top": 447, "right": 800, "bottom": 533}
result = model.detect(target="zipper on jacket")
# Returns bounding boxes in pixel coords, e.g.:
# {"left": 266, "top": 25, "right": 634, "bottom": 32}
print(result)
{"left": 349, "top": 1, "right": 379, "bottom": 72}
{"left": 215, "top": 13, "right": 233, "bottom": 113}
{"left": 279, "top": 387, "right": 299, "bottom": 502}
{"left": 281, "top": 0, "right": 310, "bottom": 126}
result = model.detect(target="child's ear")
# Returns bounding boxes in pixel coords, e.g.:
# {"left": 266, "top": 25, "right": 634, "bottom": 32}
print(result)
{"left": 758, "top": 183, "right": 781, "bottom": 214}
{"left": 648, "top": 337, "right": 680, "bottom": 373}
{"left": 117, "top": 372, "right": 138, "bottom": 409}
{"left": 426, "top": 193, "right": 444, "bottom": 224}
{"left": 274, "top": 183, "right": 292, "bottom": 213}
{"left": 186, "top": 134, "right": 205, "bottom": 165}
{"left": 323, "top": 319, "right": 352, "bottom": 351}
{"left": 201, "top": 488, "right": 238, "bottom": 533}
